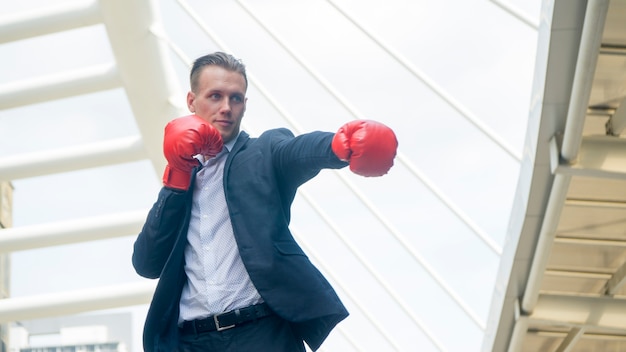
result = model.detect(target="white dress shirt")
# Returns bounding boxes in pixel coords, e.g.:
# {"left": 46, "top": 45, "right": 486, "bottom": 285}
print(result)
{"left": 179, "top": 137, "right": 263, "bottom": 324}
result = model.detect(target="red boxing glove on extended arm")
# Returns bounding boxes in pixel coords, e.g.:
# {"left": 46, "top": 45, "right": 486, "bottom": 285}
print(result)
{"left": 162, "top": 115, "right": 224, "bottom": 190}
{"left": 332, "top": 120, "right": 398, "bottom": 177}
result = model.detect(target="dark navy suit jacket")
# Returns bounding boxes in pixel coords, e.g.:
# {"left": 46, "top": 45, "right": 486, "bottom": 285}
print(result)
{"left": 132, "top": 129, "right": 350, "bottom": 351}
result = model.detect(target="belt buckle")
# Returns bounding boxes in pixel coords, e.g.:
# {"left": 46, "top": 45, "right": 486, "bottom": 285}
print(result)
{"left": 214, "top": 313, "right": 236, "bottom": 332}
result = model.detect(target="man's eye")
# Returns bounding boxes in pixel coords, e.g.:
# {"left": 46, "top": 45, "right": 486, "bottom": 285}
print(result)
{"left": 231, "top": 95, "right": 243, "bottom": 103}
{"left": 210, "top": 93, "right": 221, "bottom": 100}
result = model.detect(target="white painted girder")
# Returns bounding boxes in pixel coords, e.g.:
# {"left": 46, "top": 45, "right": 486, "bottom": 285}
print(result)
{"left": 0, "top": 64, "right": 121, "bottom": 110}
{"left": 529, "top": 294, "right": 626, "bottom": 332}
{"left": 0, "top": 0, "right": 101, "bottom": 44}
{"left": 0, "top": 136, "right": 146, "bottom": 181}
{"left": 522, "top": 0, "right": 611, "bottom": 321}
{"left": 0, "top": 281, "right": 155, "bottom": 324}
{"left": 0, "top": 210, "right": 146, "bottom": 254}
{"left": 606, "top": 260, "right": 626, "bottom": 296}
{"left": 560, "top": 0, "right": 609, "bottom": 162}
{"left": 551, "top": 136, "right": 626, "bottom": 180}
{"left": 508, "top": 294, "right": 626, "bottom": 352}
{"left": 606, "top": 97, "right": 626, "bottom": 136}
{"left": 485, "top": 1, "right": 618, "bottom": 351}
{"left": 98, "top": 0, "right": 186, "bottom": 175}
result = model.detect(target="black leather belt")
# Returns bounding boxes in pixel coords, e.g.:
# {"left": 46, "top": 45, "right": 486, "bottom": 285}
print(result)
{"left": 180, "top": 303, "right": 273, "bottom": 335}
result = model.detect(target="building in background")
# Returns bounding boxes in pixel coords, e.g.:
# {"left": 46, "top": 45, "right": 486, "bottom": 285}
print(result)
{"left": 9, "top": 312, "right": 132, "bottom": 352}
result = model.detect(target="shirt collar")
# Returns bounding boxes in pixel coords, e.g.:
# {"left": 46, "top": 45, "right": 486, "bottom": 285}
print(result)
{"left": 194, "top": 132, "right": 239, "bottom": 164}
{"left": 223, "top": 132, "right": 239, "bottom": 152}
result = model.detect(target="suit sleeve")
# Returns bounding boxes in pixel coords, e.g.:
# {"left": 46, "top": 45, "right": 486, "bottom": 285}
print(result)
{"left": 270, "top": 129, "right": 348, "bottom": 187}
{"left": 132, "top": 187, "right": 189, "bottom": 279}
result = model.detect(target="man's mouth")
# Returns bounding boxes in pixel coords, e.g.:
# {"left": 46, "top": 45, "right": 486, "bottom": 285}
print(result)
{"left": 214, "top": 120, "right": 232, "bottom": 127}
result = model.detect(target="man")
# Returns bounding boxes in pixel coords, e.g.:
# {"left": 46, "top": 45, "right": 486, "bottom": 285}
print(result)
{"left": 132, "top": 52, "right": 398, "bottom": 351}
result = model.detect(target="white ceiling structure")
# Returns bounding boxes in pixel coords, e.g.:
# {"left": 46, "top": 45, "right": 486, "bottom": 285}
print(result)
{"left": 2, "top": 0, "right": 625, "bottom": 351}
{"left": 485, "top": 0, "right": 626, "bottom": 351}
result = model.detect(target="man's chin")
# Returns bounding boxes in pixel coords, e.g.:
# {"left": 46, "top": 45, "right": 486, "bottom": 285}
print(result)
{"left": 220, "top": 132, "right": 234, "bottom": 143}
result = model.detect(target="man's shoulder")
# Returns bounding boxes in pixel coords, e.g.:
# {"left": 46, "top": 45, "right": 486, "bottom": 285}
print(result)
{"left": 257, "top": 128, "right": 334, "bottom": 139}
{"left": 244, "top": 128, "right": 295, "bottom": 146}
{"left": 242, "top": 128, "right": 334, "bottom": 149}
{"left": 259, "top": 127, "right": 295, "bottom": 138}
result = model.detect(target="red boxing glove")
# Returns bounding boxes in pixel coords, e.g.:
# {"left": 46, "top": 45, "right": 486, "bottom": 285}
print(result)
{"left": 162, "top": 115, "right": 223, "bottom": 190}
{"left": 332, "top": 120, "right": 398, "bottom": 177}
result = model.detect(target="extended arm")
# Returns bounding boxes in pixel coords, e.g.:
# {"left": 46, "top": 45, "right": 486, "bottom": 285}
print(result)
{"left": 271, "top": 119, "right": 397, "bottom": 186}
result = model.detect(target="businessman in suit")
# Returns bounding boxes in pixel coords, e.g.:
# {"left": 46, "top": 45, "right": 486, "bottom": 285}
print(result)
{"left": 132, "top": 52, "right": 398, "bottom": 351}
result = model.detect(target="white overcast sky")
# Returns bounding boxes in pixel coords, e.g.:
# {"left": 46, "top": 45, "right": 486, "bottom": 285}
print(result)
{"left": 0, "top": 0, "right": 542, "bottom": 351}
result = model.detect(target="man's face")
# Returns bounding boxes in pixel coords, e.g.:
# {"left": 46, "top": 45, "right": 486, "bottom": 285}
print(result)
{"left": 187, "top": 65, "right": 247, "bottom": 143}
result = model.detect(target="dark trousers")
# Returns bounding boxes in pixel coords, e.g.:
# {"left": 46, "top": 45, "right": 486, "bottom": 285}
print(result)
{"left": 178, "top": 314, "right": 306, "bottom": 352}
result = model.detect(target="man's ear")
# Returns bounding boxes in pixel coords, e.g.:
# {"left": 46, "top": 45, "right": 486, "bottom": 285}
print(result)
{"left": 187, "top": 91, "right": 195, "bottom": 113}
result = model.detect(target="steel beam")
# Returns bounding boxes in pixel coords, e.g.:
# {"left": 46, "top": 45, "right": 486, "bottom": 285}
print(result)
{"left": 0, "top": 210, "right": 146, "bottom": 254}
{"left": 98, "top": 0, "right": 186, "bottom": 176}
{"left": 0, "top": 136, "right": 146, "bottom": 181}
{"left": 555, "top": 327, "right": 585, "bottom": 352}
{"left": 0, "top": 64, "right": 121, "bottom": 110}
{"left": 530, "top": 294, "right": 626, "bottom": 332}
{"left": 0, "top": 281, "right": 155, "bottom": 324}
{"left": 0, "top": 0, "right": 101, "bottom": 44}
{"left": 605, "top": 260, "right": 626, "bottom": 295}
{"left": 482, "top": 1, "right": 609, "bottom": 351}
{"left": 551, "top": 136, "right": 626, "bottom": 180}
{"left": 525, "top": 1, "right": 613, "bottom": 317}
{"left": 606, "top": 97, "right": 626, "bottom": 136}
{"left": 560, "top": 0, "right": 610, "bottom": 162}
{"left": 510, "top": 294, "right": 626, "bottom": 351}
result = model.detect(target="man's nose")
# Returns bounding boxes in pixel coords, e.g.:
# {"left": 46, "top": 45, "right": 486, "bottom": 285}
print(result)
{"left": 219, "top": 98, "right": 231, "bottom": 112}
